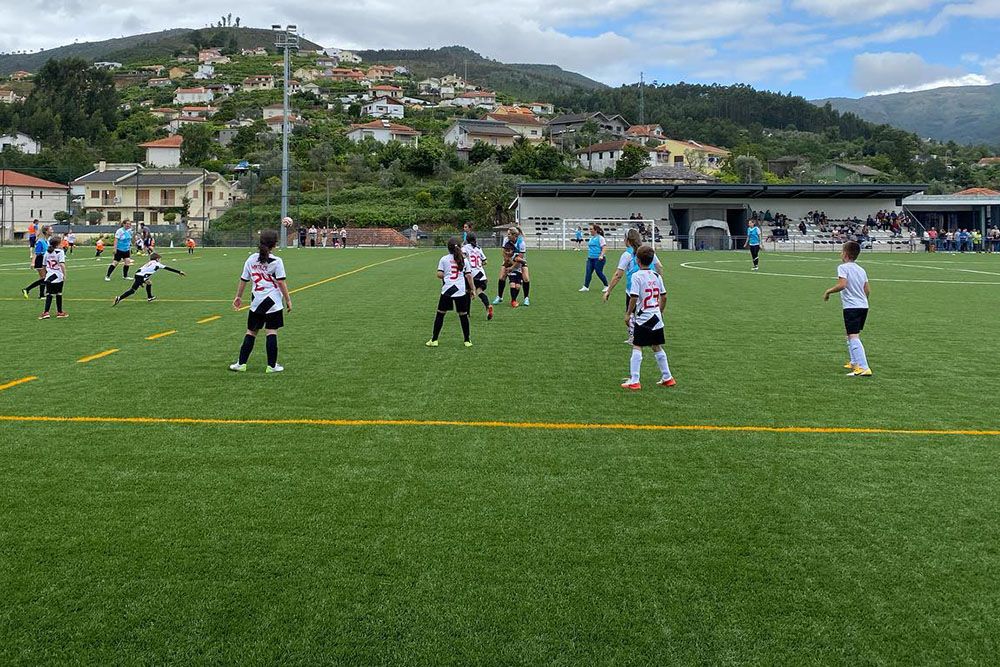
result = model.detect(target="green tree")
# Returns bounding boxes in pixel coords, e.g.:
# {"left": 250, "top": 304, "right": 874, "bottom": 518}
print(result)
{"left": 468, "top": 142, "right": 498, "bottom": 165}
{"left": 614, "top": 144, "right": 649, "bottom": 178}
{"left": 464, "top": 160, "right": 516, "bottom": 226}
{"left": 21, "top": 58, "right": 118, "bottom": 145}
{"left": 180, "top": 122, "right": 216, "bottom": 166}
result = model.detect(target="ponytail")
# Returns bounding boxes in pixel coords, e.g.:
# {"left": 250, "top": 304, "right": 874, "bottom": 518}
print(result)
{"left": 467, "top": 232, "right": 478, "bottom": 247}
{"left": 592, "top": 224, "right": 604, "bottom": 237}
{"left": 259, "top": 228, "right": 278, "bottom": 263}
{"left": 625, "top": 228, "right": 641, "bottom": 250}
{"left": 447, "top": 236, "right": 463, "bottom": 272}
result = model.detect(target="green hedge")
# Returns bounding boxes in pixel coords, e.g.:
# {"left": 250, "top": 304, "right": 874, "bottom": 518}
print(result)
{"left": 214, "top": 203, "right": 472, "bottom": 229}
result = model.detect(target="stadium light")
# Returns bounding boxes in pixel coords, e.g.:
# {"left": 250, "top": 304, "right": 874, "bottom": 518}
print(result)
{"left": 274, "top": 24, "right": 300, "bottom": 249}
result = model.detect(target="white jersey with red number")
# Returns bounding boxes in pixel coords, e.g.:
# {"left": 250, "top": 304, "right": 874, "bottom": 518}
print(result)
{"left": 437, "top": 253, "right": 470, "bottom": 296}
{"left": 241, "top": 252, "right": 287, "bottom": 313}
{"left": 461, "top": 243, "right": 487, "bottom": 280}
{"left": 627, "top": 269, "right": 665, "bottom": 330}
{"left": 44, "top": 249, "right": 66, "bottom": 283}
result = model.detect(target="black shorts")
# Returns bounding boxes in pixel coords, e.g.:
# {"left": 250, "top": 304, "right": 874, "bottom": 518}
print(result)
{"left": 633, "top": 320, "right": 665, "bottom": 347}
{"left": 44, "top": 280, "right": 63, "bottom": 295}
{"left": 843, "top": 308, "right": 868, "bottom": 335}
{"left": 437, "top": 293, "right": 471, "bottom": 312}
{"left": 114, "top": 249, "right": 131, "bottom": 262}
{"left": 508, "top": 271, "right": 522, "bottom": 285}
{"left": 473, "top": 273, "right": 487, "bottom": 291}
{"left": 28, "top": 236, "right": 36, "bottom": 248}
{"left": 33, "top": 254, "right": 44, "bottom": 269}
{"left": 247, "top": 299, "right": 284, "bottom": 331}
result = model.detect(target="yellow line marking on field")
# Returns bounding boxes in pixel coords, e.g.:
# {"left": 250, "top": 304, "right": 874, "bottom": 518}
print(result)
{"left": 236, "top": 251, "right": 427, "bottom": 311}
{"left": 197, "top": 315, "right": 221, "bottom": 324}
{"left": 0, "top": 414, "right": 997, "bottom": 437}
{"left": 76, "top": 349, "right": 119, "bottom": 364}
{"left": 145, "top": 330, "right": 178, "bottom": 341}
{"left": 0, "top": 376, "right": 37, "bottom": 392}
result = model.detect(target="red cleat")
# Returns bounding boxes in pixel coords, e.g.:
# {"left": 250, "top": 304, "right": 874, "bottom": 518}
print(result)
{"left": 38, "top": 312, "right": 50, "bottom": 320}
{"left": 656, "top": 377, "right": 676, "bottom": 387}
{"left": 56, "top": 312, "right": 69, "bottom": 319}
{"left": 511, "top": 300, "right": 519, "bottom": 308}
{"left": 487, "top": 305, "right": 494, "bottom": 320}
{"left": 620, "top": 381, "right": 641, "bottom": 391}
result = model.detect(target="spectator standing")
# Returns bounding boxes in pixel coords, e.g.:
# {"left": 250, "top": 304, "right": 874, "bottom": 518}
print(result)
{"left": 297, "top": 225, "right": 307, "bottom": 248}
{"left": 307, "top": 225, "right": 318, "bottom": 247}
{"left": 340, "top": 226, "right": 348, "bottom": 249}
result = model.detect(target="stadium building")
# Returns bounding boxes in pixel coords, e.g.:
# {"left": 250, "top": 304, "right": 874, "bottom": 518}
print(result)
{"left": 515, "top": 182, "right": 927, "bottom": 249}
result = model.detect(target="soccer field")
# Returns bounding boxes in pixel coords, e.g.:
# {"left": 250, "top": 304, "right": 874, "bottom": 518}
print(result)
{"left": 2, "top": 244, "right": 1000, "bottom": 663}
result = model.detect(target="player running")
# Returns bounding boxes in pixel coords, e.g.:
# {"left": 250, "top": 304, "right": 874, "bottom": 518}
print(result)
{"left": 95, "top": 238, "right": 105, "bottom": 258}
{"left": 462, "top": 232, "right": 493, "bottom": 320}
{"left": 21, "top": 225, "right": 52, "bottom": 300}
{"left": 113, "top": 253, "right": 185, "bottom": 305}
{"left": 230, "top": 229, "right": 291, "bottom": 373}
{"left": 747, "top": 219, "right": 762, "bottom": 271}
{"left": 105, "top": 220, "right": 134, "bottom": 281}
{"left": 427, "top": 237, "right": 474, "bottom": 348}
{"left": 622, "top": 245, "right": 675, "bottom": 390}
{"left": 38, "top": 235, "right": 68, "bottom": 320}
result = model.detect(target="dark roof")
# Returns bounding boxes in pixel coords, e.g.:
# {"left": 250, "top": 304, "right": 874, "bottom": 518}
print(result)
{"left": 628, "top": 166, "right": 719, "bottom": 183}
{"left": 122, "top": 172, "right": 203, "bottom": 186}
{"left": 517, "top": 182, "right": 926, "bottom": 199}
{"left": 72, "top": 169, "right": 136, "bottom": 184}
{"left": 830, "top": 162, "right": 885, "bottom": 176}
{"left": 455, "top": 119, "right": 519, "bottom": 137}
{"left": 549, "top": 112, "right": 604, "bottom": 125}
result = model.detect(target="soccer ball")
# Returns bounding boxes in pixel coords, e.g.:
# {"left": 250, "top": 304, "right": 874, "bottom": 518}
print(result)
{"left": 282, "top": 216, "right": 294, "bottom": 227}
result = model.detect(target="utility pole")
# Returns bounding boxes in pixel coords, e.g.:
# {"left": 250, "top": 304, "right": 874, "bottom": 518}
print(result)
{"left": 273, "top": 24, "right": 299, "bottom": 249}
{"left": 639, "top": 71, "right": 645, "bottom": 126}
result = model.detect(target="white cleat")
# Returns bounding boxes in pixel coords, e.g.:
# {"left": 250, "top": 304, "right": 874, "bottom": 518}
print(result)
{"left": 578, "top": 286, "right": 589, "bottom": 292}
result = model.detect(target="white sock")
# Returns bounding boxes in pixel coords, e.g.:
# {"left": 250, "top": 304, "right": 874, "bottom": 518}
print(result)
{"left": 630, "top": 349, "right": 642, "bottom": 383}
{"left": 654, "top": 350, "right": 671, "bottom": 380}
{"left": 850, "top": 338, "right": 869, "bottom": 370}
{"left": 846, "top": 338, "right": 856, "bottom": 366}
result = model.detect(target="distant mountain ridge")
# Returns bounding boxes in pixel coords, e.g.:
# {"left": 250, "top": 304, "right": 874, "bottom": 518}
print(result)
{"left": 0, "top": 28, "right": 323, "bottom": 75}
{"left": 357, "top": 46, "right": 606, "bottom": 101}
{"left": 813, "top": 84, "right": 1000, "bottom": 146}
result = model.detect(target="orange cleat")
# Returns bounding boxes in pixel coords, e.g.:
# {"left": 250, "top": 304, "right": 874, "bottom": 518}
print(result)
{"left": 620, "top": 381, "right": 641, "bottom": 391}
{"left": 487, "top": 305, "right": 494, "bottom": 320}
{"left": 656, "top": 377, "right": 677, "bottom": 387}
{"left": 511, "top": 300, "right": 519, "bottom": 308}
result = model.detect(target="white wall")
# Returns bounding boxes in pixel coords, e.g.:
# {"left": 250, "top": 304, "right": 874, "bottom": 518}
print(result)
{"left": 0, "top": 133, "right": 40, "bottom": 154}
{"left": 146, "top": 147, "right": 181, "bottom": 168}
{"left": 0, "top": 186, "right": 68, "bottom": 235}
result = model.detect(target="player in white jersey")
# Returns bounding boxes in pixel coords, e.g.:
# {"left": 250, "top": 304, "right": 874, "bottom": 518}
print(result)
{"left": 230, "top": 229, "right": 292, "bottom": 373}
{"left": 824, "top": 240, "right": 872, "bottom": 377}
{"left": 113, "top": 253, "right": 185, "bottom": 305}
{"left": 39, "top": 235, "right": 68, "bottom": 319}
{"left": 427, "top": 237, "right": 475, "bottom": 348}
{"left": 622, "top": 245, "right": 675, "bottom": 390}
{"left": 462, "top": 232, "right": 493, "bottom": 321}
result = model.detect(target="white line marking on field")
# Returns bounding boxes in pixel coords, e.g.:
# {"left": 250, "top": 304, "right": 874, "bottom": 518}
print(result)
{"left": 679, "top": 261, "right": 1000, "bottom": 285}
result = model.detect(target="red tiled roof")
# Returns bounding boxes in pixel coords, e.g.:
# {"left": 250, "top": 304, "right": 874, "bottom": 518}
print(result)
{"left": 349, "top": 120, "right": 419, "bottom": 134}
{"left": 139, "top": 136, "right": 184, "bottom": 148}
{"left": 955, "top": 187, "right": 1000, "bottom": 195}
{"left": 487, "top": 113, "right": 545, "bottom": 126}
{"left": 0, "top": 169, "right": 68, "bottom": 190}
{"left": 175, "top": 87, "right": 207, "bottom": 94}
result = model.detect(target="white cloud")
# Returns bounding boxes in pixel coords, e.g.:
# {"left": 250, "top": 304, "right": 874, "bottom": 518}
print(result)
{"left": 853, "top": 51, "right": 996, "bottom": 94}
{"left": 792, "top": 0, "right": 942, "bottom": 21}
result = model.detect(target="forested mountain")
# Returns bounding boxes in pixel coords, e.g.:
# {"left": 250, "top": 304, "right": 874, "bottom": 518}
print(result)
{"left": 814, "top": 84, "right": 1000, "bottom": 146}
{"left": 358, "top": 46, "right": 606, "bottom": 101}
{"left": 0, "top": 27, "right": 323, "bottom": 75}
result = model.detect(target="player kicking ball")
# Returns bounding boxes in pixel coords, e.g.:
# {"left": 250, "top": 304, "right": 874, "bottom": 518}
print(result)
{"left": 621, "top": 245, "right": 675, "bottom": 390}
{"left": 824, "top": 240, "right": 873, "bottom": 377}
{"left": 113, "top": 253, "right": 185, "bottom": 306}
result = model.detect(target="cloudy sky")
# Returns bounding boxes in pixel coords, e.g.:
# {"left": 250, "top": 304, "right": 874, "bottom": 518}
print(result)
{"left": 3, "top": 0, "right": 999, "bottom": 98}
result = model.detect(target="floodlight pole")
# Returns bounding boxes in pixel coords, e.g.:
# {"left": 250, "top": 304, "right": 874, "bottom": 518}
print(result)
{"left": 274, "top": 24, "right": 299, "bottom": 248}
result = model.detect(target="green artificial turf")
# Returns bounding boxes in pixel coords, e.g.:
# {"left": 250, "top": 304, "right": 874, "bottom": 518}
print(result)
{"left": 2, "top": 245, "right": 1000, "bottom": 663}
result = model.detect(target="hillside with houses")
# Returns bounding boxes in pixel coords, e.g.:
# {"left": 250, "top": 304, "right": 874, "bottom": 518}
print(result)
{"left": 1, "top": 26, "right": 999, "bottom": 238}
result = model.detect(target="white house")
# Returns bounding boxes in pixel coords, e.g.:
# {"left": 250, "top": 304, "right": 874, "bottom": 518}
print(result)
{"left": 444, "top": 119, "right": 520, "bottom": 150}
{"left": 0, "top": 132, "right": 41, "bottom": 155}
{"left": 486, "top": 112, "right": 547, "bottom": 142}
{"left": 262, "top": 103, "right": 288, "bottom": 120}
{"left": 347, "top": 120, "right": 421, "bottom": 146}
{"left": 173, "top": 87, "right": 214, "bottom": 104}
{"left": 0, "top": 88, "right": 24, "bottom": 104}
{"left": 94, "top": 61, "right": 123, "bottom": 70}
{"left": 418, "top": 78, "right": 440, "bottom": 94}
{"left": 449, "top": 90, "right": 497, "bottom": 110}
{"left": 361, "top": 96, "right": 405, "bottom": 119}
{"left": 530, "top": 102, "right": 555, "bottom": 115}
{"left": 0, "top": 169, "right": 69, "bottom": 239}
{"left": 147, "top": 77, "right": 172, "bottom": 88}
{"left": 242, "top": 75, "right": 275, "bottom": 91}
{"left": 193, "top": 64, "right": 215, "bottom": 80}
{"left": 241, "top": 47, "right": 268, "bottom": 56}
{"left": 140, "top": 135, "right": 183, "bottom": 167}
{"left": 334, "top": 49, "right": 362, "bottom": 64}
{"left": 301, "top": 82, "right": 322, "bottom": 96}
{"left": 265, "top": 116, "right": 305, "bottom": 134}
{"left": 577, "top": 140, "right": 650, "bottom": 173}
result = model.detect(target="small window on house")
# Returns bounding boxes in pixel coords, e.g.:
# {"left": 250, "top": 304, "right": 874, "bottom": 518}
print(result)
{"left": 674, "top": 156, "right": 684, "bottom": 165}
{"left": 134, "top": 211, "right": 144, "bottom": 222}
{"left": 150, "top": 212, "right": 158, "bottom": 223}
{"left": 90, "top": 190, "right": 100, "bottom": 199}
{"left": 107, "top": 211, "right": 121, "bottom": 222}
{"left": 30, "top": 209, "right": 34, "bottom": 217}
{"left": 30, "top": 190, "right": 35, "bottom": 199}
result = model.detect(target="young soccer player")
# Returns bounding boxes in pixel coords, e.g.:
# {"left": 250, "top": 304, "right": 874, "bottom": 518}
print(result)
{"left": 26, "top": 219, "right": 37, "bottom": 259}
{"left": 38, "top": 234, "right": 68, "bottom": 319}
{"left": 113, "top": 253, "right": 185, "bottom": 305}
{"left": 462, "top": 232, "right": 493, "bottom": 320}
{"left": 105, "top": 220, "right": 134, "bottom": 281}
{"left": 514, "top": 226, "right": 531, "bottom": 306}
{"left": 186, "top": 236, "right": 196, "bottom": 254}
{"left": 427, "top": 237, "right": 475, "bottom": 348}
{"left": 824, "top": 240, "right": 872, "bottom": 377}
{"left": 604, "top": 228, "right": 663, "bottom": 343}
{"left": 747, "top": 219, "right": 762, "bottom": 271}
{"left": 95, "top": 237, "right": 105, "bottom": 258}
{"left": 21, "top": 225, "right": 52, "bottom": 300}
{"left": 573, "top": 226, "right": 583, "bottom": 250}
{"left": 230, "top": 229, "right": 291, "bottom": 373}
{"left": 66, "top": 229, "right": 76, "bottom": 254}
{"left": 622, "top": 245, "right": 675, "bottom": 390}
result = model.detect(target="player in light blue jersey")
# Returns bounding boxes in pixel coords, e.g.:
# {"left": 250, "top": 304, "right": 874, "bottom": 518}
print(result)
{"left": 747, "top": 219, "right": 762, "bottom": 271}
